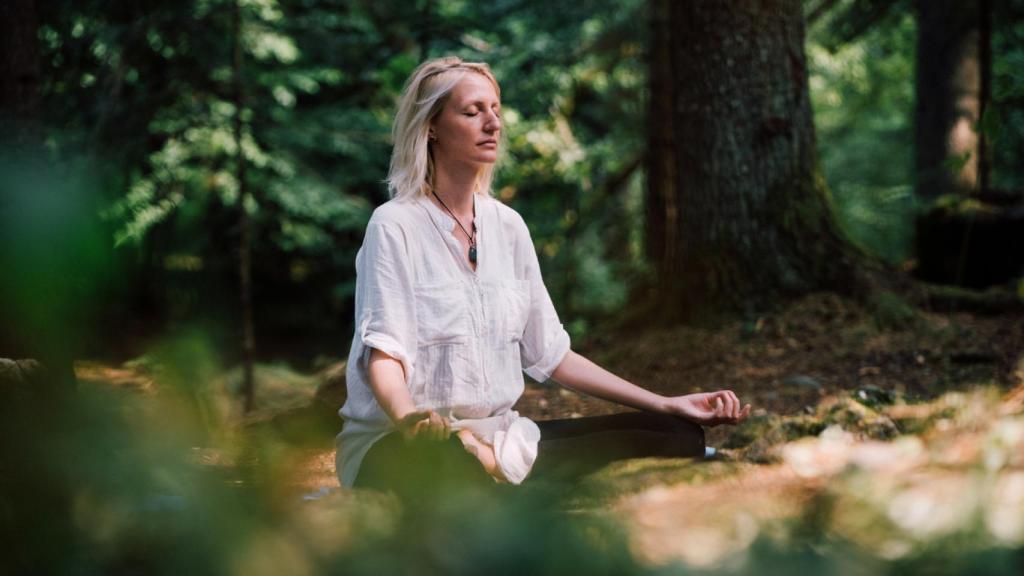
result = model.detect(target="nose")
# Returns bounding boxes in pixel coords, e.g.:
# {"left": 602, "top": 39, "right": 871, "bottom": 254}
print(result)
{"left": 484, "top": 110, "right": 501, "bottom": 132}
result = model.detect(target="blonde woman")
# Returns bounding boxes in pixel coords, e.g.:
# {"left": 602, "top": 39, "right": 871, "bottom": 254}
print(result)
{"left": 336, "top": 56, "right": 751, "bottom": 497}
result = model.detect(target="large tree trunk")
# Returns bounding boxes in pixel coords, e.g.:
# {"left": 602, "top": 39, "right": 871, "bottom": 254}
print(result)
{"left": 666, "top": 0, "right": 865, "bottom": 320}
{"left": 913, "top": 0, "right": 982, "bottom": 199}
{"left": 645, "top": 0, "right": 679, "bottom": 286}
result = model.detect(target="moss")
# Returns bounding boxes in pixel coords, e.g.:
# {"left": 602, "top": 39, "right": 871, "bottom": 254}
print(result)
{"left": 783, "top": 415, "right": 829, "bottom": 439}
{"left": 870, "top": 290, "right": 920, "bottom": 331}
{"left": 723, "top": 413, "right": 782, "bottom": 448}
{"left": 888, "top": 406, "right": 958, "bottom": 436}
{"left": 550, "top": 458, "right": 744, "bottom": 509}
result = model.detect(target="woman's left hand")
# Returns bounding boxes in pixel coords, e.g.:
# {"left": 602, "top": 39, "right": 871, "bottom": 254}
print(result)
{"left": 663, "top": 390, "right": 751, "bottom": 426}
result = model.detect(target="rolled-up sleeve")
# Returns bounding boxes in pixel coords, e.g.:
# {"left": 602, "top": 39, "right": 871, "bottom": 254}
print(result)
{"left": 354, "top": 220, "right": 417, "bottom": 384}
{"left": 515, "top": 219, "right": 571, "bottom": 382}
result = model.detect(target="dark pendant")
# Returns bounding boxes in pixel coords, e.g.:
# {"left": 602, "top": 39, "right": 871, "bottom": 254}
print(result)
{"left": 469, "top": 245, "right": 477, "bottom": 264}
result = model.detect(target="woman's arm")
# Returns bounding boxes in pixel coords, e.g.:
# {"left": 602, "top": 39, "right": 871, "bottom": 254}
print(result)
{"left": 549, "top": 350, "right": 750, "bottom": 425}
{"left": 368, "top": 348, "right": 451, "bottom": 440}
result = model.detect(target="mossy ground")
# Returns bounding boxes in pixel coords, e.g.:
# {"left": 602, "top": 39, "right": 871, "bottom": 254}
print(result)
{"left": 74, "top": 291, "right": 1024, "bottom": 571}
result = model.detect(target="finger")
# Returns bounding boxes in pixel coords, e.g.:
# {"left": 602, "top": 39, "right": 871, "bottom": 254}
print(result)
{"left": 740, "top": 404, "right": 752, "bottom": 420}
{"left": 727, "top": 391, "right": 741, "bottom": 419}
{"left": 433, "top": 413, "right": 449, "bottom": 441}
{"left": 399, "top": 410, "right": 431, "bottom": 432}
{"left": 410, "top": 419, "right": 427, "bottom": 440}
{"left": 719, "top": 393, "right": 733, "bottom": 418}
{"left": 428, "top": 412, "right": 442, "bottom": 441}
{"left": 720, "top": 392, "right": 735, "bottom": 419}
{"left": 713, "top": 397, "right": 727, "bottom": 425}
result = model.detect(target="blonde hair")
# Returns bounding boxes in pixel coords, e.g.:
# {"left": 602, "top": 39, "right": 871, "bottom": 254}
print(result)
{"left": 386, "top": 56, "right": 502, "bottom": 201}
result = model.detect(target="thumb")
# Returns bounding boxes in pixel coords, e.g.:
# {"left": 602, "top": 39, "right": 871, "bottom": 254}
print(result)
{"left": 398, "top": 410, "right": 431, "bottom": 433}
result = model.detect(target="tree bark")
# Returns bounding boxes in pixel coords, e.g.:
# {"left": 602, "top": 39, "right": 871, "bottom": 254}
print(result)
{"left": 666, "top": 0, "right": 865, "bottom": 320}
{"left": 645, "top": 0, "right": 679, "bottom": 286}
{"left": 913, "top": 0, "right": 982, "bottom": 199}
{"left": 233, "top": 1, "right": 256, "bottom": 413}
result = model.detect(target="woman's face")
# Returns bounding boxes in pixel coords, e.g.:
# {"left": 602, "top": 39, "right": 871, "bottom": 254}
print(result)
{"left": 430, "top": 73, "right": 501, "bottom": 168}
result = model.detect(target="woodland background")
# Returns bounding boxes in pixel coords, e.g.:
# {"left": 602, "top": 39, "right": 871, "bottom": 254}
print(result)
{"left": 1, "top": 0, "right": 1023, "bottom": 574}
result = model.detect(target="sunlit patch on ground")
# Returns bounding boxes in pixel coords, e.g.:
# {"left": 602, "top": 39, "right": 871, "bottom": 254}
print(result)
{"left": 65, "top": 293, "right": 1023, "bottom": 571}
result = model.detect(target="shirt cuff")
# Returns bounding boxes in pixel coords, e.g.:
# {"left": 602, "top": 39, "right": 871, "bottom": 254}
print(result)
{"left": 522, "top": 329, "right": 570, "bottom": 383}
{"left": 360, "top": 331, "right": 414, "bottom": 385}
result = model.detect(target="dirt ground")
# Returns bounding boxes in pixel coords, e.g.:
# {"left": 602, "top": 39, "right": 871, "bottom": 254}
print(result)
{"left": 516, "top": 292, "right": 1023, "bottom": 447}
{"left": 74, "top": 291, "right": 1024, "bottom": 568}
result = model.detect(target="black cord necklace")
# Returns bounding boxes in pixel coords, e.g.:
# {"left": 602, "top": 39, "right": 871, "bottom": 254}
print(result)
{"left": 431, "top": 190, "right": 477, "bottom": 264}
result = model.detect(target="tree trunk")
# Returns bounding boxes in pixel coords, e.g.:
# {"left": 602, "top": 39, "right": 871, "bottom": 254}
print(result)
{"left": 913, "top": 0, "right": 982, "bottom": 199}
{"left": 666, "top": 0, "right": 865, "bottom": 320}
{"left": 910, "top": 0, "right": 1013, "bottom": 288}
{"left": 233, "top": 1, "right": 256, "bottom": 413}
{"left": 645, "top": 0, "right": 679, "bottom": 286}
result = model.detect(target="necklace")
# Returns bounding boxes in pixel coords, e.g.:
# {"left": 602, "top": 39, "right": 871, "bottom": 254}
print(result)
{"left": 431, "top": 190, "right": 477, "bottom": 264}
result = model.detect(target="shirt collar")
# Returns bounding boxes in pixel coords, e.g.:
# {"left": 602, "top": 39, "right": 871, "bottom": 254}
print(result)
{"left": 418, "top": 192, "right": 481, "bottom": 233}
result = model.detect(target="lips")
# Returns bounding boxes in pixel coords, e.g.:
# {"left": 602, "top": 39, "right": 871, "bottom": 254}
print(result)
{"left": 477, "top": 139, "right": 497, "bottom": 146}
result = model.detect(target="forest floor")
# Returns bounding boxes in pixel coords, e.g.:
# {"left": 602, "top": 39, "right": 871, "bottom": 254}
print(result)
{"left": 74, "top": 291, "right": 1024, "bottom": 571}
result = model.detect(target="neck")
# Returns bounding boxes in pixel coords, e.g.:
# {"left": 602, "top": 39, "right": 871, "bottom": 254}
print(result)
{"left": 432, "top": 163, "right": 480, "bottom": 218}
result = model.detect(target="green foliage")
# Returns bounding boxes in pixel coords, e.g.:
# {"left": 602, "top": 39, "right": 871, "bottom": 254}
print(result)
{"left": 809, "top": 0, "right": 1024, "bottom": 268}
{"left": 1, "top": 331, "right": 653, "bottom": 574}
{"left": 33, "top": 0, "right": 652, "bottom": 354}
{"left": 807, "top": 5, "right": 918, "bottom": 265}
{"left": 29, "top": 0, "right": 1024, "bottom": 357}
{"left": 991, "top": 0, "right": 1024, "bottom": 191}
{"left": 0, "top": 153, "right": 111, "bottom": 360}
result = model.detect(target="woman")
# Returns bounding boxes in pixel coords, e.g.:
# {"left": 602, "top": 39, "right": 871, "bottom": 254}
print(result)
{"left": 336, "top": 57, "right": 751, "bottom": 496}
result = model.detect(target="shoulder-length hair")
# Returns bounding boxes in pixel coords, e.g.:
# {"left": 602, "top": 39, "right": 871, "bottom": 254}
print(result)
{"left": 386, "top": 56, "right": 502, "bottom": 201}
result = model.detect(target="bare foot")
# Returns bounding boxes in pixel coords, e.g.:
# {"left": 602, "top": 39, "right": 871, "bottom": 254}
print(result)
{"left": 457, "top": 429, "right": 508, "bottom": 482}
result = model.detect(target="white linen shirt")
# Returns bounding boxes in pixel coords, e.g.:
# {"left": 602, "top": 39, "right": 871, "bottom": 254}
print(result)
{"left": 335, "top": 193, "right": 571, "bottom": 488}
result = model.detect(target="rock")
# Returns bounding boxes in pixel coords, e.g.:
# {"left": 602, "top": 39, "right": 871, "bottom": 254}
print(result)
{"left": 855, "top": 385, "right": 897, "bottom": 407}
{"left": 782, "top": 374, "right": 823, "bottom": 390}
{"left": 0, "top": 358, "right": 49, "bottom": 400}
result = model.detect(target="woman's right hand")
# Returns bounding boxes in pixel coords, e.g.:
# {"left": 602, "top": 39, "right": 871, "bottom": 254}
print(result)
{"left": 396, "top": 410, "right": 452, "bottom": 441}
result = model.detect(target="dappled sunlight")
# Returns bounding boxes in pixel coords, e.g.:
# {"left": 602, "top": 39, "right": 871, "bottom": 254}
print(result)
{"left": 610, "top": 383, "right": 1024, "bottom": 569}
{"left": 616, "top": 464, "right": 816, "bottom": 568}
{"left": 45, "top": 292, "right": 1024, "bottom": 572}
{"left": 4, "top": 0, "right": 1023, "bottom": 573}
